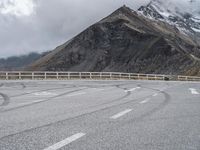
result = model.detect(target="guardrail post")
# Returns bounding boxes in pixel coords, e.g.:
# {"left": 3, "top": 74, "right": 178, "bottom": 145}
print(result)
{"left": 90, "top": 73, "right": 92, "bottom": 79}
{"left": 79, "top": 72, "right": 81, "bottom": 79}
{"left": 137, "top": 74, "right": 139, "bottom": 80}
{"left": 100, "top": 72, "right": 102, "bottom": 79}
{"left": 44, "top": 72, "right": 47, "bottom": 80}
{"left": 178, "top": 76, "right": 180, "bottom": 81}
{"left": 19, "top": 72, "right": 21, "bottom": 80}
{"left": 32, "top": 72, "right": 34, "bottom": 80}
{"left": 110, "top": 73, "right": 112, "bottom": 80}
{"left": 56, "top": 72, "right": 59, "bottom": 79}
{"left": 129, "top": 73, "right": 131, "bottom": 80}
{"left": 6, "top": 72, "right": 8, "bottom": 80}
{"left": 68, "top": 72, "right": 70, "bottom": 79}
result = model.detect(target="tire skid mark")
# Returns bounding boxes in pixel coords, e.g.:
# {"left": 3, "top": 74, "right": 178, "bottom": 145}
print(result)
{"left": 0, "top": 93, "right": 10, "bottom": 106}
{"left": 0, "top": 96, "right": 155, "bottom": 140}
{"left": 95, "top": 85, "right": 172, "bottom": 134}
{"left": 10, "top": 85, "right": 77, "bottom": 98}
{"left": 92, "top": 84, "right": 135, "bottom": 107}
{"left": 0, "top": 83, "right": 151, "bottom": 139}
{"left": 132, "top": 85, "right": 171, "bottom": 120}
{"left": 0, "top": 83, "right": 4, "bottom": 88}
{"left": 0, "top": 83, "right": 112, "bottom": 111}
{"left": 82, "top": 82, "right": 153, "bottom": 114}
{"left": 94, "top": 92, "right": 171, "bottom": 138}
{"left": 0, "top": 82, "right": 178, "bottom": 140}
{"left": 20, "top": 83, "right": 26, "bottom": 89}
{"left": 135, "top": 91, "right": 170, "bottom": 121}
{"left": 0, "top": 87, "right": 88, "bottom": 113}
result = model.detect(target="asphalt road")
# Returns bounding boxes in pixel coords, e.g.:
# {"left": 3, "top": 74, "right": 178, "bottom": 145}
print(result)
{"left": 0, "top": 80, "right": 199, "bottom": 150}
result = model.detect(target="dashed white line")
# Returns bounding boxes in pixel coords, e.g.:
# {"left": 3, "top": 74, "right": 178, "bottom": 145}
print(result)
{"left": 33, "top": 92, "right": 57, "bottom": 96}
{"left": 43, "top": 133, "right": 86, "bottom": 150}
{"left": 159, "top": 88, "right": 167, "bottom": 92}
{"left": 125, "top": 87, "right": 141, "bottom": 92}
{"left": 33, "top": 99, "right": 46, "bottom": 103}
{"left": 140, "top": 98, "right": 150, "bottom": 104}
{"left": 17, "top": 99, "right": 46, "bottom": 106}
{"left": 189, "top": 88, "right": 199, "bottom": 95}
{"left": 153, "top": 93, "right": 158, "bottom": 97}
{"left": 93, "top": 88, "right": 105, "bottom": 92}
{"left": 67, "top": 92, "right": 86, "bottom": 97}
{"left": 110, "top": 109, "right": 132, "bottom": 119}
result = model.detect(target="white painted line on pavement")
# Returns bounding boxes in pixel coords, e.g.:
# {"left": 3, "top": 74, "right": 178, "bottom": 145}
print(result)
{"left": 67, "top": 92, "right": 86, "bottom": 97}
{"left": 125, "top": 87, "right": 141, "bottom": 92}
{"left": 140, "top": 98, "right": 150, "bottom": 104}
{"left": 43, "top": 133, "right": 86, "bottom": 150}
{"left": 160, "top": 88, "right": 167, "bottom": 92}
{"left": 33, "top": 92, "right": 57, "bottom": 96}
{"left": 18, "top": 99, "right": 46, "bottom": 106}
{"left": 93, "top": 88, "right": 105, "bottom": 92}
{"left": 33, "top": 99, "right": 46, "bottom": 103}
{"left": 110, "top": 109, "right": 132, "bottom": 119}
{"left": 189, "top": 88, "right": 199, "bottom": 95}
{"left": 153, "top": 93, "right": 158, "bottom": 97}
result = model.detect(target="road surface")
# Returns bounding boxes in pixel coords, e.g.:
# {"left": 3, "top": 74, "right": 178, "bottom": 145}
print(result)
{"left": 0, "top": 80, "right": 199, "bottom": 150}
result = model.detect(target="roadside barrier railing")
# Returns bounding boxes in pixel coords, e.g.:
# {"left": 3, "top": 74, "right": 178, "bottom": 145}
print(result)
{"left": 0, "top": 71, "right": 199, "bottom": 81}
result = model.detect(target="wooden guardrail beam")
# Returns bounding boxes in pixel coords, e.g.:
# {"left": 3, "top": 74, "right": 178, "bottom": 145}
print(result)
{"left": 0, "top": 71, "right": 199, "bottom": 81}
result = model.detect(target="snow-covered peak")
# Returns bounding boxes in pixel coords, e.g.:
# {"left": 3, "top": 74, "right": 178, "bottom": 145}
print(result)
{"left": 138, "top": 0, "right": 200, "bottom": 36}
{"left": 150, "top": 0, "right": 200, "bottom": 19}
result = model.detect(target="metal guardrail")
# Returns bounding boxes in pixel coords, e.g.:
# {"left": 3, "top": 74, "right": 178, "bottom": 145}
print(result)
{"left": 0, "top": 71, "right": 199, "bottom": 81}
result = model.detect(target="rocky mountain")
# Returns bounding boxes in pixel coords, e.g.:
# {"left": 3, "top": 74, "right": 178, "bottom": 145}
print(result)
{"left": 27, "top": 3, "right": 200, "bottom": 76}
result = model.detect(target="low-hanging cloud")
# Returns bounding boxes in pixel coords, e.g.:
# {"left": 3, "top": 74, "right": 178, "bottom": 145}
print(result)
{"left": 0, "top": 0, "right": 150, "bottom": 58}
{"left": 0, "top": 0, "right": 199, "bottom": 58}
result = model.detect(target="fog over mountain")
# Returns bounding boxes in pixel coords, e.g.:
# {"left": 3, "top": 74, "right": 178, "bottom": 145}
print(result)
{"left": 0, "top": 0, "right": 199, "bottom": 58}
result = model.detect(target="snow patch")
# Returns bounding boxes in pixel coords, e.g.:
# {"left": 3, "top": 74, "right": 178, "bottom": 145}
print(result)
{"left": 192, "top": 27, "right": 200, "bottom": 33}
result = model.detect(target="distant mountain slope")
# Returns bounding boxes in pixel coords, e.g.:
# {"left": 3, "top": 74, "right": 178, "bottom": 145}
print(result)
{"left": 0, "top": 52, "right": 50, "bottom": 71}
{"left": 27, "top": 5, "right": 200, "bottom": 76}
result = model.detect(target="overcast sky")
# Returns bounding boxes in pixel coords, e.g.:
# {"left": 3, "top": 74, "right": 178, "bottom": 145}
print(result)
{"left": 0, "top": 0, "right": 199, "bottom": 58}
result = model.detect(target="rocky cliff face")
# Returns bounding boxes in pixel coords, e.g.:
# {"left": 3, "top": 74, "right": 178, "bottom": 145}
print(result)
{"left": 27, "top": 5, "right": 200, "bottom": 76}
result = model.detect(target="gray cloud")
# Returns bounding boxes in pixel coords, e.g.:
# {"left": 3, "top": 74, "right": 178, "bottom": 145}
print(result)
{"left": 0, "top": 0, "right": 150, "bottom": 58}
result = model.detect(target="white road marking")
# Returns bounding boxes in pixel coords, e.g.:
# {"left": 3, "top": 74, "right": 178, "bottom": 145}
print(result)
{"left": 67, "top": 92, "right": 86, "bottom": 97}
{"left": 189, "top": 88, "right": 199, "bottom": 95}
{"left": 160, "top": 88, "right": 167, "bottom": 92}
{"left": 16, "top": 92, "right": 86, "bottom": 107}
{"left": 93, "top": 88, "right": 105, "bottom": 92}
{"left": 110, "top": 109, "right": 132, "bottom": 119}
{"left": 125, "top": 87, "right": 141, "bottom": 92}
{"left": 33, "top": 99, "right": 46, "bottom": 103}
{"left": 17, "top": 99, "right": 46, "bottom": 106}
{"left": 33, "top": 92, "right": 57, "bottom": 96}
{"left": 43, "top": 133, "right": 86, "bottom": 150}
{"left": 153, "top": 93, "right": 158, "bottom": 97}
{"left": 140, "top": 98, "right": 150, "bottom": 104}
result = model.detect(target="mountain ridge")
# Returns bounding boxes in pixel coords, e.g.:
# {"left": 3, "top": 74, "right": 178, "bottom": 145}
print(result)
{"left": 27, "top": 5, "right": 200, "bottom": 76}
